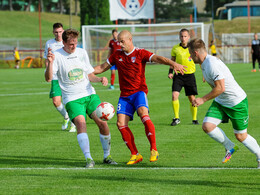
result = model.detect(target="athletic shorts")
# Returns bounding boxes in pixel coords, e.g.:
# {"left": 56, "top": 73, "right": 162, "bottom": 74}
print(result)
{"left": 49, "top": 80, "right": 62, "bottom": 98}
{"left": 172, "top": 73, "right": 198, "bottom": 96}
{"left": 117, "top": 91, "right": 148, "bottom": 120}
{"left": 65, "top": 94, "right": 101, "bottom": 121}
{"left": 110, "top": 65, "right": 117, "bottom": 70}
{"left": 205, "top": 98, "right": 249, "bottom": 130}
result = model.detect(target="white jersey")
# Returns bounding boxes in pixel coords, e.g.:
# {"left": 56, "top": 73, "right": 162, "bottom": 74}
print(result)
{"left": 201, "top": 55, "right": 246, "bottom": 107}
{"left": 52, "top": 47, "right": 96, "bottom": 105}
{"left": 43, "top": 38, "right": 63, "bottom": 59}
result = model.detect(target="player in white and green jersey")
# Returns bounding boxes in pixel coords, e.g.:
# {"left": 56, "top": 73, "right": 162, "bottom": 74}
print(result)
{"left": 45, "top": 29, "right": 117, "bottom": 168}
{"left": 188, "top": 38, "right": 260, "bottom": 168}
{"left": 44, "top": 23, "right": 76, "bottom": 132}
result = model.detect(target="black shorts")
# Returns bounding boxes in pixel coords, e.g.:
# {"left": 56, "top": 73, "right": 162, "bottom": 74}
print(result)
{"left": 172, "top": 73, "right": 198, "bottom": 96}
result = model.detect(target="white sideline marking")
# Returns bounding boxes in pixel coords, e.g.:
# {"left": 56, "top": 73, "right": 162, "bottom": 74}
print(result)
{"left": 0, "top": 167, "right": 256, "bottom": 170}
{"left": 0, "top": 92, "right": 49, "bottom": 96}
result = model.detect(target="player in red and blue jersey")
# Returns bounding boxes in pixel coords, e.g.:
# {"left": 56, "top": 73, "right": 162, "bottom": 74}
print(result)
{"left": 94, "top": 30, "right": 186, "bottom": 165}
{"left": 107, "top": 29, "right": 121, "bottom": 89}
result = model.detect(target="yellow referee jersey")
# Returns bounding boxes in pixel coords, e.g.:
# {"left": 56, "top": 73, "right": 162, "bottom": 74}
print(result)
{"left": 171, "top": 43, "right": 195, "bottom": 74}
{"left": 14, "top": 51, "right": 20, "bottom": 60}
{"left": 210, "top": 44, "right": 216, "bottom": 55}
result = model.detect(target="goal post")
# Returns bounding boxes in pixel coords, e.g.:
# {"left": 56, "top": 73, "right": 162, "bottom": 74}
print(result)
{"left": 82, "top": 23, "right": 208, "bottom": 66}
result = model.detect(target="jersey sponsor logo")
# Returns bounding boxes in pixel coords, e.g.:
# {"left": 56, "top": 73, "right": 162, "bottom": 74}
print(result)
{"left": 188, "top": 56, "right": 192, "bottom": 61}
{"left": 131, "top": 57, "right": 136, "bottom": 63}
{"left": 68, "top": 68, "right": 83, "bottom": 81}
{"left": 243, "top": 116, "right": 249, "bottom": 125}
{"left": 67, "top": 56, "right": 77, "bottom": 60}
{"left": 118, "top": 0, "right": 146, "bottom": 16}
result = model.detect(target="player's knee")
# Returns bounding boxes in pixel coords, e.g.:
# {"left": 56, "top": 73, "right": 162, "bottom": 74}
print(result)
{"left": 202, "top": 122, "right": 213, "bottom": 133}
{"left": 235, "top": 132, "right": 247, "bottom": 142}
{"left": 53, "top": 99, "right": 61, "bottom": 107}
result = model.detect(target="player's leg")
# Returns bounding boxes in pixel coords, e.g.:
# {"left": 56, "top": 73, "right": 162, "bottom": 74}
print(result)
{"left": 50, "top": 80, "right": 70, "bottom": 130}
{"left": 188, "top": 95, "right": 198, "bottom": 125}
{"left": 171, "top": 75, "right": 182, "bottom": 126}
{"left": 186, "top": 74, "right": 199, "bottom": 124}
{"left": 66, "top": 98, "right": 94, "bottom": 168}
{"left": 135, "top": 91, "right": 158, "bottom": 162}
{"left": 87, "top": 94, "right": 117, "bottom": 164}
{"left": 252, "top": 54, "right": 256, "bottom": 72}
{"left": 203, "top": 101, "right": 237, "bottom": 163}
{"left": 109, "top": 65, "right": 117, "bottom": 89}
{"left": 229, "top": 98, "right": 260, "bottom": 168}
{"left": 117, "top": 96, "right": 142, "bottom": 165}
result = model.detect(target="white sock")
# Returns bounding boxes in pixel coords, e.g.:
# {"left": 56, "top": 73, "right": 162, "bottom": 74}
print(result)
{"left": 77, "top": 133, "right": 92, "bottom": 160}
{"left": 56, "top": 104, "right": 69, "bottom": 119}
{"left": 242, "top": 134, "right": 260, "bottom": 160}
{"left": 99, "top": 134, "right": 111, "bottom": 159}
{"left": 207, "top": 127, "right": 235, "bottom": 150}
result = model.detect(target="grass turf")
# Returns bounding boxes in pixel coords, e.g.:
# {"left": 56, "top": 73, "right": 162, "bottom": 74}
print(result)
{"left": 0, "top": 63, "right": 260, "bottom": 194}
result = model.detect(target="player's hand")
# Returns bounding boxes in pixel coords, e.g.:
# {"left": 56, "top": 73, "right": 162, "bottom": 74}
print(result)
{"left": 100, "top": 77, "right": 108, "bottom": 86}
{"left": 173, "top": 63, "right": 187, "bottom": 75}
{"left": 168, "top": 73, "right": 173, "bottom": 79}
{"left": 192, "top": 98, "right": 204, "bottom": 107}
{"left": 47, "top": 48, "right": 54, "bottom": 63}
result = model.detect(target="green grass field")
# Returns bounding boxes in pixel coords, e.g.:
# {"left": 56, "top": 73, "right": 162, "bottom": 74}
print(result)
{"left": 0, "top": 63, "right": 260, "bottom": 194}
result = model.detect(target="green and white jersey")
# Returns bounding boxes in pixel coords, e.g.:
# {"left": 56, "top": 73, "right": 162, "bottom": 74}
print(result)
{"left": 44, "top": 38, "right": 63, "bottom": 59}
{"left": 52, "top": 47, "right": 95, "bottom": 105}
{"left": 201, "top": 55, "right": 246, "bottom": 107}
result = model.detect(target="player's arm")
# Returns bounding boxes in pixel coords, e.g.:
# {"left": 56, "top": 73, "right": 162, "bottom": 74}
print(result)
{"left": 94, "top": 61, "right": 111, "bottom": 75}
{"left": 192, "top": 79, "right": 225, "bottom": 107}
{"left": 45, "top": 48, "right": 54, "bottom": 82}
{"left": 168, "top": 56, "right": 176, "bottom": 79}
{"left": 88, "top": 72, "right": 108, "bottom": 86}
{"left": 151, "top": 54, "right": 187, "bottom": 75}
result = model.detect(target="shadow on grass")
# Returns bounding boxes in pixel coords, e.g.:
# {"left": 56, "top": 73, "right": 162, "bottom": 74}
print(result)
{"left": 0, "top": 155, "right": 84, "bottom": 167}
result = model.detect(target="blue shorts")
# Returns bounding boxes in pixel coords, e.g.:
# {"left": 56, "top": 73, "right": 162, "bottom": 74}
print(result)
{"left": 117, "top": 91, "right": 149, "bottom": 120}
{"left": 110, "top": 65, "right": 117, "bottom": 70}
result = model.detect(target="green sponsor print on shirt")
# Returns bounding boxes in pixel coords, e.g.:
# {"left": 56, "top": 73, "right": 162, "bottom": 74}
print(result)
{"left": 68, "top": 68, "right": 83, "bottom": 81}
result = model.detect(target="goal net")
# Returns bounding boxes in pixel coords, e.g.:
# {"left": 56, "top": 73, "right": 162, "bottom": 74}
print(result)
{"left": 82, "top": 23, "right": 209, "bottom": 66}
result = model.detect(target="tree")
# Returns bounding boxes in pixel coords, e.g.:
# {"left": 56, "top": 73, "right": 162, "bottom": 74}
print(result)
{"left": 80, "top": 0, "right": 111, "bottom": 26}
{"left": 25, "top": 0, "right": 32, "bottom": 11}
{"left": 59, "top": 0, "right": 64, "bottom": 14}
{"left": 9, "top": 0, "right": 13, "bottom": 11}
{"left": 154, "top": 0, "right": 193, "bottom": 21}
{"left": 75, "top": 0, "right": 78, "bottom": 15}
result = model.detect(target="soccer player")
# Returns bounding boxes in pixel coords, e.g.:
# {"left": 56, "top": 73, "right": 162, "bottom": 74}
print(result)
{"left": 13, "top": 47, "right": 20, "bottom": 69}
{"left": 45, "top": 29, "right": 117, "bottom": 168}
{"left": 44, "top": 23, "right": 76, "bottom": 132}
{"left": 168, "top": 29, "right": 199, "bottom": 126}
{"left": 107, "top": 29, "right": 121, "bottom": 89}
{"left": 251, "top": 33, "right": 260, "bottom": 72}
{"left": 188, "top": 38, "right": 260, "bottom": 168}
{"left": 94, "top": 30, "right": 186, "bottom": 165}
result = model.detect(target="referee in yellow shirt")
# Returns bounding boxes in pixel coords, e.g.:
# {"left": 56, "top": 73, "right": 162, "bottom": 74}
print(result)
{"left": 168, "top": 29, "right": 199, "bottom": 126}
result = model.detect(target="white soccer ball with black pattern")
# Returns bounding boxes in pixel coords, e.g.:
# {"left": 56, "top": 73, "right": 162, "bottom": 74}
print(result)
{"left": 96, "top": 102, "right": 115, "bottom": 121}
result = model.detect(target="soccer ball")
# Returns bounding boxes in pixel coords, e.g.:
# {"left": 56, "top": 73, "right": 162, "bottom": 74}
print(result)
{"left": 96, "top": 102, "right": 115, "bottom": 121}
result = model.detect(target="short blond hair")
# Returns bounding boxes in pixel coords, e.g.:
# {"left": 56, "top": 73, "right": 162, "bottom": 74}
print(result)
{"left": 62, "top": 29, "right": 79, "bottom": 43}
{"left": 188, "top": 38, "right": 206, "bottom": 52}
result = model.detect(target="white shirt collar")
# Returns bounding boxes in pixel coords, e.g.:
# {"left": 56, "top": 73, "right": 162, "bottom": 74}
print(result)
{"left": 124, "top": 47, "right": 135, "bottom": 56}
